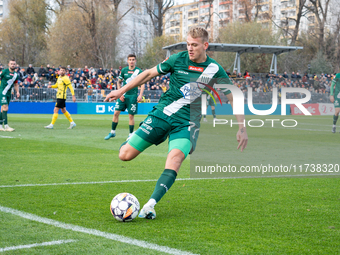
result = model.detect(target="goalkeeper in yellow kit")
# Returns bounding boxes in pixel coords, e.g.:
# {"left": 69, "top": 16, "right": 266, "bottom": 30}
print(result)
{"left": 44, "top": 66, "right": 76, "bottom": 129}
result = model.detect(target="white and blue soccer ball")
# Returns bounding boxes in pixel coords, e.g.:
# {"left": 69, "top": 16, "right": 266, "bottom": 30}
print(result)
{"left": 110, "top": 193, "right": 140, "bottom": 222}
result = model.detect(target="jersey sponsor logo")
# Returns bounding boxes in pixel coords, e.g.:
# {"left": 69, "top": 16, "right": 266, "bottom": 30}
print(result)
{"left": 179, "top": 82, "right": 202, "bottom": 101}
{"left": 10, "top": 73, "right": 14, "bottom": 76}
{"left": 145, "top": 117, "right": 152, "bottom": 124}
{"left": 188, "top": 66, "right": 204, "bottom": 72}
{"left": 178, "top": 70, "right": 189, "bottom": 75}
{"left": 128, "top": 71, "right": 134, "bottom": 74}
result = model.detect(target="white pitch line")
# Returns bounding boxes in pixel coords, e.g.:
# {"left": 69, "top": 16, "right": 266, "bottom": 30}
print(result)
{"left": 0, "top": 135, "right": 15, "bottom": 139}
{"left": 0, "top": 205, "right": 198, "bottom": 255}
{"left": 1, "top": 173, "right": 339, "bottom": 188}
{"left": 0, "top": 240, "right": 76, "bottom": 252}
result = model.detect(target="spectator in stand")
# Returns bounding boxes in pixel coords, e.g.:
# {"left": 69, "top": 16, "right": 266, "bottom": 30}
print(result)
{"left": 26, "top": 64, "right": 35, "bottom": 75}
{"left": 33, "top": 73, "right": 39, "bottom": 82}
{"left": 302, "top": 73, "right": 308, "bottom": 83}
{"left": 78, "top": 77, "right": 86, "bottom": 88}
{"left": 291, "top": 71, "right": 297, "bottom": 79}
{"left": 89, "top": 67, "right": 95, "bottom": 77}
{"left": 296, "top": 72, "right": 302, "bottom": 79}
{"left": 38, "top": 65, "right": 46, "bottom": 78}
{"left": 97, "top": 67, "right": 105, "bottom": 78}
{"left": 282, "top": 72, "right": 289, "bottom": 78}
{"left": 87, "top": 85, "right": 93, "bottom": 102}
{"left": 74, "top": 74, "right": 80, "bottom": 83}
{"left": 237, "top": 72, "right": 242, "bottom": 78}
{"left": 26, "top": 74, "right": 33, "bottom": 83}
{"left": 48, "top": 68, "right": 56, "bottom": 82}
{"left": 83, "top": 66, "right": 89, "bottom": 78}
{"left": 244, "top": 70, "right": 251, "bottom": 79}
{"left": 36, "top": 77, "right": 44, "bottom": 87}
{"left": 226, "top": 70, "right": 231, "bottom": 76}
{"left": 230, "top": 70, "right": 237, "bottom": 78}
{"left": 75, "top": 68, "right": 83, "bottom": 76}
{"left": 90, "top": 72, "right": 97, "bottom": 85}
{"left": 67, "top": 65, "right": 72, "bottom": 73}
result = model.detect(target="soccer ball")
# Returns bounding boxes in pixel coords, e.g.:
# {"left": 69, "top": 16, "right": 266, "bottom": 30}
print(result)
{"left": 110, "top": 193, "right": 140, "bottom": 222}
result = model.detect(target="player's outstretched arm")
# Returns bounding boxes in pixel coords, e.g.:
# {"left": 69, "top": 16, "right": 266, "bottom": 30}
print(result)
{"left": 226, "top": 93, "right": 248, "bottom": 152}
{"left": 138, "top": 84, "right": 145, "bottom": 102}
{"left": 105, "top": 66, "right": 159, "bottom": 102}
{"left": 330, "top": 79, "right": 335, "bottom": 103}
{"left": 14, "top": 83, "right": 20, "bottom": 98}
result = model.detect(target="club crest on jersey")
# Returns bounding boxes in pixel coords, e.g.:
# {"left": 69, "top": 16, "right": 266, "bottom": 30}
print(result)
{"left": 188, "top": 66, "right": 204, "bottom": 72}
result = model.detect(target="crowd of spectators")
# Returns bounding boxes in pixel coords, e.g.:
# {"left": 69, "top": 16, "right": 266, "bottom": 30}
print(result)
{"left": 227, "top": 70, "right": 335, "bottom": 94}
{"left": 0, "top": 63, "right": 171, "bottom": 102}
{"left": 0, "top": 63, "right": 336, "bottom": 103}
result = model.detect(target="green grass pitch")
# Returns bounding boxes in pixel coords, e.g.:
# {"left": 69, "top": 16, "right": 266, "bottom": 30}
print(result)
{"left": 1, "top": 114, "right": 340, "bottom": 254}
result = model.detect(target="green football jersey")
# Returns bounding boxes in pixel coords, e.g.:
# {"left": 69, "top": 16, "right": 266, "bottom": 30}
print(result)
{"left": 156, "top": 51, "right": 232, "bottom": 122}
{"left": 331, "top": 73, "right": 340, "bottom": 98}
{"left": 0, "top": 68, "right": 19, "bottom": 96}
{"left": 118, "top": 66, "right": 143, "bottom": 96}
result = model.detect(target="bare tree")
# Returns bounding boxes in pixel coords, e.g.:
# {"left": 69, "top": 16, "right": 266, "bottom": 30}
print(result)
{"left": 305, "top": 0, "right": 332, "bottom": 51}
{"left": 290, "top": 0, "right": 308, "bottom": 45}
{"left": 238, "top": 0, "right": 260, "bottom": 22}
{"left": 0, "top": 0, "right": 48, "bottom": 66}
{"left": 145, "top": 0, "right": 174, "bottom": 37}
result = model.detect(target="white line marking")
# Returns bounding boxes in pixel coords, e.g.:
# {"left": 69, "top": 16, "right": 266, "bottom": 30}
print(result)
{"left": 0, "top": 135, "right": 15, "bottom": 139}
{"left": 1, "top": 173, "right": 339, "bottom": 188}
{"left": 0, "top": 240, "right": 76, "bottom": 252}
{"left": 0, "top": 206, "right": 198, "bottom": 255}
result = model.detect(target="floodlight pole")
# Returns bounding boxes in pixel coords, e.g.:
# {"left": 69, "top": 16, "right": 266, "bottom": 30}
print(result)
{"left": 233, "top": 52, "right": 241, "bottom": 74}
{"left": 270, "top": 53, "right": 277, "bottom": 74}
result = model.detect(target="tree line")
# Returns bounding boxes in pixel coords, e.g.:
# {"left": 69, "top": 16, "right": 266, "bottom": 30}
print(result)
{"left": 0, "top": 0, "right": 339, "bottom": 74}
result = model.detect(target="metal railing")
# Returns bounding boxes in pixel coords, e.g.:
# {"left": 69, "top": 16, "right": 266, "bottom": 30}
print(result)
{"left": 10, "top": 87, "right": 332, "bottom": 104}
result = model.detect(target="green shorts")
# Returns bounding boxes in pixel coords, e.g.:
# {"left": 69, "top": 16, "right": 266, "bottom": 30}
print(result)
{"left": 115, "top": 95, "right": 138, "bottom": 115}
{"left": 133, "top": 108, "right": 200, "bottom": 154}
{"left": 334, "top": 98, "right": 340, "bottom": 108}
{"left": 0, "top": 93, "right": 11, "bottom": 106}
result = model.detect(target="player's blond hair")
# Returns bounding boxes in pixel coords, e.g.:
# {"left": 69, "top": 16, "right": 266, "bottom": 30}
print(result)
{"left": 188, "top": 26, "right": 209, "bottom": 42}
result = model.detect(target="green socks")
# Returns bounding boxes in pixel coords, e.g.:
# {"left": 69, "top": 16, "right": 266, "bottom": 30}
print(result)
{"left": 111, "top": 122, "right": 118, "bottom": 131}
{"left": 212, "top": 109, "right": 216, "bottom": 118}
{"left": 2, "top": 111, "right": 8, "bottom": 125}
{"left": 129, "top": 125, "right": 134, "bottom": 134}
{"left": 151, "top": 169, "right": 177, "bottom": 203}
{"left": 333, "top": 115, "right": 338, "bottom": 125}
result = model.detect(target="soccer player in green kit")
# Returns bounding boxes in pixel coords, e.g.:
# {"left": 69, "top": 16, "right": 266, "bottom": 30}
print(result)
{"left": 104, "top": 54, "right": 145, "bottom": 140}
{"left": 330, "top": 73, "right": 340, "bottom": 133}
{"left": 0, "top": 59, "right": 20, "bottom": 132}
{"left": 105, "top": 27, "right": 248, "bottom": 219}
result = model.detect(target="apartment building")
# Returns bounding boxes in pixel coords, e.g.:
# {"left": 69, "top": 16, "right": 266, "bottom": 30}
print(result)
{"left": 164, "top": 0, "right": 339, "bottom": 40}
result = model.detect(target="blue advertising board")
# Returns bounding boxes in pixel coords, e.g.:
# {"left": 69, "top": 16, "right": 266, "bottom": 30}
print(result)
{"left": 77, "top": 102, "right": 157, "bottom": 115}
{"left": 8, "top": 102, "right": 77, "bottom": 114}
{"left": 8, "top": 102, "right": 290, "bottom": 115}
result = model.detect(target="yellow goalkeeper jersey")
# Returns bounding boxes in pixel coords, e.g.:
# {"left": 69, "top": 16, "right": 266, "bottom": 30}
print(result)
{"left": 51, "top": 75, "right": 75, "bottom": 99}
